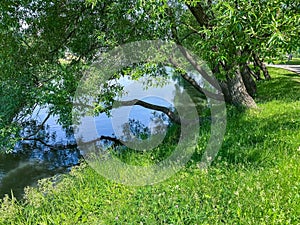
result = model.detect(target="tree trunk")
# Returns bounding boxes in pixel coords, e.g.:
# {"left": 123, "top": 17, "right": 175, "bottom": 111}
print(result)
{"left": 186, "top": 3, "right": 209, "bottom": 27}
{"left": 240, "top": 64, "right": 257, "bottom": 97}
{"left": 182, "top": 3, "right": 257, "bottom": 108}
{"left": 219, "top": 81, "right": 231, "bottom": 103}
{"left": 252, "top": 60, "right": 262, "bottom": 80}
{"left": 226, "top": 67, "right": 257, "bottom": 108}
{"left": 253, "top": 53, "right": 271, "bottom": 80}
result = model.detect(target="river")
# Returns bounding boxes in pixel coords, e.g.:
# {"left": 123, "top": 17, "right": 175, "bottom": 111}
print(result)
{"left": 0, "top": 72, "right": 207, "bottom": 199}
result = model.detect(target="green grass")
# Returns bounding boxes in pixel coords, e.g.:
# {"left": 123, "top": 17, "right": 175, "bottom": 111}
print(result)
{"left": 1, "top": 68, "right": 300, "bottom": 224}
{"left": 273, "top": 57, "right": 300, "bottom": 65}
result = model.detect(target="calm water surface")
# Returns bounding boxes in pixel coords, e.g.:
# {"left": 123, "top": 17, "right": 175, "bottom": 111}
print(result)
{"left": 0, "top": 72, "right": 207, "bottom": 199}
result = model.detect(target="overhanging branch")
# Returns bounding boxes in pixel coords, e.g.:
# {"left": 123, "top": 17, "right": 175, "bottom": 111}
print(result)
{"left": 114, "top": 99, "right": 181, "bottom": 124}
{"left": 22, "top": 111, "right": 53, "bottom": 139}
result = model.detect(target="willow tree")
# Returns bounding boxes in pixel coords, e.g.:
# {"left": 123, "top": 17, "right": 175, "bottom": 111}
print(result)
{"left": 0, "top": 0, "right": 298, "bottom": 150}
{"left": 187, "top": 0, "right": 298, "bottom": 103}
{"left": 87, "top": 0, "right": 298, "bottom": 107}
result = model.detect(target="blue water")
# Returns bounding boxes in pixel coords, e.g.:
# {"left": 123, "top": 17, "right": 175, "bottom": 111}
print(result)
{"left": 0, "top": 72, "right": 206, "bottom": 199}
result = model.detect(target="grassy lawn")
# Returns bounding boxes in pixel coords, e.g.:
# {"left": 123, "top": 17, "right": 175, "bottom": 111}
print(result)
{"left": 1, "top": 68, "right": 300, "bottom": 224}
{"left": 273, "top": 58, "right": 300, "bottom": 65}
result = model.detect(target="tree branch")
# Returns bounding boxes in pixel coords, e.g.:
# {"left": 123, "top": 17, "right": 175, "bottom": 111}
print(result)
{"left": 74, "top": 98, "right": 181, "bottom": 124}
{"left": 168, "top": 57, "right": 224, "bottom": 101}
{"left": 22, "top": 138, "right": 59, "bottom": 150}
{"left": 22, "top": 111, "right": 53, "bottom": 139}
{"left": 186, "top": 3, "right": 210, "bottom": 28}
{"left": 167, "top": 10, "right": 223, "bottom": 101}
{"left": 78, "top": 135, "right": 122, "bottom": 147}
{"left": 180, "top": 31, "right": 199, "bottom": 43}
{"left": 114, "top": 99, "right": 181, "bottom": 124}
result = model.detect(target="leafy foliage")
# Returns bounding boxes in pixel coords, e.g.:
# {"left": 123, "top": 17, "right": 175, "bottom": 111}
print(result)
{"left": 1, "top": 0, "right": 299, "bottom": 149}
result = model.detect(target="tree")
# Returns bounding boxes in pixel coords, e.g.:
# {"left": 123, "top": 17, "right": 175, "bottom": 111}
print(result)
{"left": 178, "top": 0, "right": 299, "bottom": 106}
{"left": 0, "top": 0, "right": 298, "bottom": 151}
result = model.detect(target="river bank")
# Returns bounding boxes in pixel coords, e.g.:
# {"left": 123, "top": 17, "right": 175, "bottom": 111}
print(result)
{"left": 1, "top": 67, "right": 299, "bottom": 224}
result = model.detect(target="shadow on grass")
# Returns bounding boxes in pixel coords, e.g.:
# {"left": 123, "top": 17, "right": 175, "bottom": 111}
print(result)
{"left": 256, "top": 73, "right": 300, "bottom": 103}
{"left": 214, "top": 111, "right": 299, "bottom": 166}
{"left": 191, "top": 70, "right": 300, "bottom": 168}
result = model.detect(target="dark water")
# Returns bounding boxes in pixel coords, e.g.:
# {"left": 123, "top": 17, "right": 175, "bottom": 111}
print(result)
{"left": 0, "top": 109, "right": 82, "bottom": 199}
{"left": 0, "top": 104, "right": 84, "bottom": 199}
{"left": 0, "top": 71, "right": 207, "bottom": 199}
{"left": 0, "top": 148, "right": 81, "bottom": 199}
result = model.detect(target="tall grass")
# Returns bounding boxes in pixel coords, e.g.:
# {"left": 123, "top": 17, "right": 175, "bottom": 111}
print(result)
{"left": 0, "top": 68, "right": 299, "bottom": 224}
